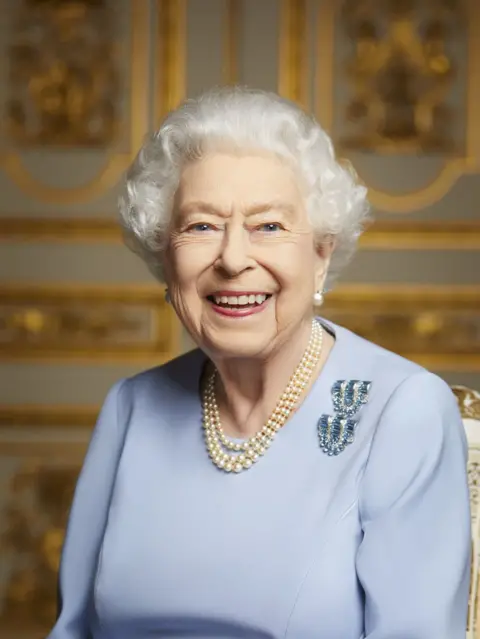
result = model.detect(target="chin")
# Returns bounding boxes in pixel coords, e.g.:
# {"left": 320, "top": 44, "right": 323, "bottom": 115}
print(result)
{"left": 201, "top": 328, "right": 274, "bottom": 361}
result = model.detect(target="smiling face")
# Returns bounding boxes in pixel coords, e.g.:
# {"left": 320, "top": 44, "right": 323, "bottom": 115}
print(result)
{"left": 163, "top": 152, "right": 332, "bottom": 361}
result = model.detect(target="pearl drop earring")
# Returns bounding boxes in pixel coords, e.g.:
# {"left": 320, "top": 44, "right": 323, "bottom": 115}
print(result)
{"left": 313, "top": 290, "right": 324, "bottom": 306}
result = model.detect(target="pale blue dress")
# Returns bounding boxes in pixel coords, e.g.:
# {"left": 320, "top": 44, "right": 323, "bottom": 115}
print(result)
{"left": 47, "top": 320, "right": 471, "bottom": 639}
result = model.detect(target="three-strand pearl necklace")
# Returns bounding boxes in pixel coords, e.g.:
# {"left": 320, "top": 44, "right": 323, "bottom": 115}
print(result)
{"left": 202, "top": 319, "right": 324, "bottom": 473}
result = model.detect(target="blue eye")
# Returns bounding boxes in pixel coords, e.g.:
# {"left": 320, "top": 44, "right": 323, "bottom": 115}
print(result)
{"left": 189, "top": 223, "right": 214, "bottom": 232}
{"left": 259, "top": 223, "right": 282, "bottom": 232}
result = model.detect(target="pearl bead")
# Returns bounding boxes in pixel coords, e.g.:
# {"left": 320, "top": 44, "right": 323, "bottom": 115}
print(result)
{"left": 201, "top": 319, "right": 323, "bottom": 473}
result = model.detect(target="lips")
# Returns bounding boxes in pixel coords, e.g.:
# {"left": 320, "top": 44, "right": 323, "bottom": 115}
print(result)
{"left": 208, "top": 293, "right": 269, "bottom": 307}
{"left": 206, "top": 291, "right": 272, "bottom": 317}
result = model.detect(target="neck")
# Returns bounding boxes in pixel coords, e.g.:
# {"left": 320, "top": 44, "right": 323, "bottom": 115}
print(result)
{"left": 211, "top": 318, "right": 319, "bottom": 439}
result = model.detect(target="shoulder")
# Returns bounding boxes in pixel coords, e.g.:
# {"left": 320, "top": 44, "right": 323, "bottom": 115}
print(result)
{"left": 129, "top": 347, "right": 205, "bottom": 384}
{"left": 346, "top": 334, "right": 468, "bottom": 517}
{"left": 348, "top": 334, "right": 466, "bottom": 480}
{"left": 327, "top": 319, "right": 457, "bottom": 404}
{"left": 109, "top": 348, "right": 205, "bottom": 412}
{"left": 374, "top": 368, "right": 462, "bottom": 450}
{"left": 330, "top": 319, "right": 423, "bottom": 379}
{"left": 325, "top": 319, "right": 464, "bottom": 446}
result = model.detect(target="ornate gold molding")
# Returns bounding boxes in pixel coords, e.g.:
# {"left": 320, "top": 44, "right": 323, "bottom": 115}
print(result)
{"left": 0, "top": 1, "right": 150, "bottom": 205}
{"left": 315, "top": 0, "right": 480, "bottom": 213}
{"left": 362, "top": 161, "right": 478, "bottom": 214}
{"left": 156, "top": 0, "right": 186, "bottom": 123}
{"left": 279, "top": 0, "right": 308, "bottom": 108}
{"left": 0, "top": 284, "right": 180, "bottom": 362}
{"left": 315, "top": 0, "right": 334, "bottom": 135}
{"left": 360, "top": 221, "right": 480, "bottom": 250}
{"left": 340, "top": 1, "right": 459, "bottom": 154}
{"left": 0, "top": 405, "right": 99, "bottom": 428}
{"left": 324, "top": 284, "right": 480, "bottom": 371}
{"left": 5, "top": 1, "right": 120, "bottom": 148}
{"left": 0, "top": 461, "right": 83, "bottom": 632}
{"left": 0, "top": 441, "right": 86, "bottom": 456}
{"left": 452, "top": 386, "right": 480, "bottom": 420}
{"left": 326, "top": 284, "right": 480, "bottom": 310}
{"left": 0, "top": 217, "right": 121, "bottom": 242}
{"left": 223, "top": 0, "right": 242, "bottom": 85}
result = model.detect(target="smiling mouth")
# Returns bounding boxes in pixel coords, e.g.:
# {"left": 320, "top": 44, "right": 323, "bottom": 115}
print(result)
{"left": 206, "top": 293, "right": 272, "bottom": 309}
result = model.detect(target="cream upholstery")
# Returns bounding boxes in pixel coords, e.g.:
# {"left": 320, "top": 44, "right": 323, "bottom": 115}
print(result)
{"left": 452, "top": 385, "right": 480, "bottom": 638}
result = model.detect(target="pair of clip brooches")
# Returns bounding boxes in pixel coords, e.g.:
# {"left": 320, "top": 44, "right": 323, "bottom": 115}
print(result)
{"left": 318, "top": 380, "right": 371, "bottom": 456}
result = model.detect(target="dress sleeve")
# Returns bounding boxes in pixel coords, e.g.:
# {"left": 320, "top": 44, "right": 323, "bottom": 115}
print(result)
{"left": 47, "top": 379, "right": 129, "bottom": 639}
{"left": 356, "top": 370, "right": 471, "bottom": 639}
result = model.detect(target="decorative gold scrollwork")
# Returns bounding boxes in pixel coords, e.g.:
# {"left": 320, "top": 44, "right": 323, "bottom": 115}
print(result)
{"left": 323, "top": 284, "right": 480, "bottom": 371}
{"left": 279, "top": 0, "right": 308, "bottom": 109}
{"left": 0, "top": 284, "right": 180, "bottom": 362}
{"left": 0, "top": 462, "right": 80, "bottom": 633}
{"left": 6, "top": 0, "right": 120, "bottom": 147}
{"left": 314, "top": 0, "right": 480, "bottom": 212}
{"left": 341, "top": 0, "right": 461, "bottom": 153}
{"left": 0, "top": 0, "right": 151, "bottom": 204}
{"left": 452, "top": 386, "right": 480, "bottom": 420}
{"left": 156, "top": 0, "right": 186, "bottom": 122}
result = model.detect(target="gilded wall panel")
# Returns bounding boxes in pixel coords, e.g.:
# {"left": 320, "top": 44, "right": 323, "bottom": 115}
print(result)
{"left": 339, "top": 0, "right": 462, "bottom": 155}
{"left": 275, "top": 0, "right": 480, "bottom": 250}
{"left": 0, "top": 405, "right": 99, "bottom": 428}
{"left": 0, "top": 450, "right": 85, "bottom": 638}
{"left": 279, "top": 0, "right": 308, "bottom": 108}
{"left": 360, "top": 220, "right": 480, "bottom": 249}
{"left": 0, "top": 0, "right": 150, "bottom": 206}
{"left": 5, "top": 0, "right": 120, "bottom": 148}
{"left": 323, "top": 285, "right": 480, "bottom": 371}
{"left": 156, "top": 0, "right": 186, "bottom": 122}
{"left": 0, "top": 285, "right": 179, "bottom": 362}
{"left": 311, "top": 0, "right": 480, "bottom": 213}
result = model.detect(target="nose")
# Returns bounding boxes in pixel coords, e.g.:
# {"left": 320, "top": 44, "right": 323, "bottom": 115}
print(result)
{"left": 215, "top": 224, "right": 253, "bottom": 277}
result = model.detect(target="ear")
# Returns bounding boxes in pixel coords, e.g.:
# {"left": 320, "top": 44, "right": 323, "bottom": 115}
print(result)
{"left": 314, "top": 236, "right": 336, "bottom": 289}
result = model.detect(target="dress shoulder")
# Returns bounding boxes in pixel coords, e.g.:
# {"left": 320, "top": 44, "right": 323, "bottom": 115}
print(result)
{"left": 120, "top": 348, "right": 206, "bottom": 409}
{"left": 326, "top": 320, "right": 430, "bottom": 389}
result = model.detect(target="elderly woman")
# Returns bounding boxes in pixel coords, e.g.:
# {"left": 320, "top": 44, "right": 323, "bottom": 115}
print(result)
{"left": 48, "top": 87, "right": 470, "bottom": 639}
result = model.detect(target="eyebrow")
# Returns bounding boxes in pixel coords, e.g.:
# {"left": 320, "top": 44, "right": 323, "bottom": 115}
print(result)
{"left": 178, "top": 200, "right": 297, "bottom": 219}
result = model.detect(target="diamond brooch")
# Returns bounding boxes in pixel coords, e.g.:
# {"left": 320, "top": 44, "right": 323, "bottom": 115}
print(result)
{"left": 318, "top": 380, "right": 371, "bottom": 456}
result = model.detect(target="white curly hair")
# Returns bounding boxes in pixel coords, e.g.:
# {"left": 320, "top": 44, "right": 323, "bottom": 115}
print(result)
{"left": 119, "top": 86, "right": 370, "bottom": 289}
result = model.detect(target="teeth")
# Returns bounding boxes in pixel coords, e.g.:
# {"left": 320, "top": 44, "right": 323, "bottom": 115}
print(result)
{"left": 213, "top": 294, "right": 268, "bottom": 306}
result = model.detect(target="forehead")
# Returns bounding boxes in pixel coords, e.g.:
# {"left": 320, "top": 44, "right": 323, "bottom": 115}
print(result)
{"left": 175, "top": 152, "right": 305, "bottom": 212}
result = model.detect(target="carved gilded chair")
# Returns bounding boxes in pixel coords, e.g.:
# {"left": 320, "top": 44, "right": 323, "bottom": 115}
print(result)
{"left": 452, "top": 385, "right": 480, "bottom": 639}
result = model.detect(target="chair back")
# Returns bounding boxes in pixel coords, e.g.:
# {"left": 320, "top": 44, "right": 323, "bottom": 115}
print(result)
{"left": 452, "top": 385, "right": 480, "bottom": 639}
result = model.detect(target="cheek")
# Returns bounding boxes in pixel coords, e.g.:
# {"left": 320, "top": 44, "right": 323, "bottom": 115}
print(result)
{"left": 260, "top": 240, "right": 317, "bottom": 291}
{"left": 168, "top": 241, "right": 217, "bottom": 287}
